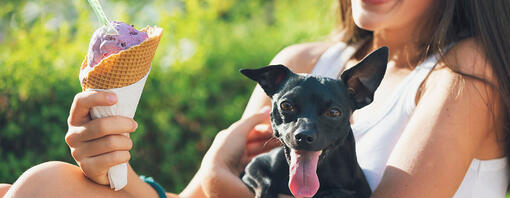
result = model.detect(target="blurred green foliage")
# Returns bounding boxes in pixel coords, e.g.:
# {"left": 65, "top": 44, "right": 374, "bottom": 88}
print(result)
{"left": 0, "top": 0, "right": 336, "bottom": 192}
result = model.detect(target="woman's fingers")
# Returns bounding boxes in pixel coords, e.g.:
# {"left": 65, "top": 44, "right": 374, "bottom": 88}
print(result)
{"left": 254, "top": 123, "right": 272, "bottom": 134}
{"left": 241, "top": 138, "right": 282, "bottom": 165}
{"left": 247, "top": 123, "right": 273, "bottom": 143}
{"left": 203, "top": 107, "right": 271, "bottom": 169}
{"left": 80, "top": 151, "right": 131, "bottom": 185}
{"left": 84, "top": 151, "right": 131, "bottom": 171}
{"left": 79, "top": 116, "right": 137, "bottom": 141}
{"left": 65, "top": 116, "right": 137, "bottom": 147}
{"left": 71, "top": 134, "right": 133, "bottom": 161}
{"left": 226, "top": 106, "right": 272, "bottom": 141}
{"left": 246, "top": 138, "right": 281, "bottom": 154}
{"left": 68, "top": 91, "right": 117, "bottom": 126}
{"left": 64, "top": 91, "right": 138, "bottom": 186}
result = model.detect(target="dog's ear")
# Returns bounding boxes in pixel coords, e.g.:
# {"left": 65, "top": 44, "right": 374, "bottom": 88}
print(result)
{"left": 240, "top": 65, "right": 294, "bottom": 97}
{"left": 341, "top": 47, "right": 388, "bottom": 110}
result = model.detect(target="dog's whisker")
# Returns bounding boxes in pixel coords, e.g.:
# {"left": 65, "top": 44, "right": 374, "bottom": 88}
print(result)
{"left": 262, "top": 137, "right": 281, "bottom": 149}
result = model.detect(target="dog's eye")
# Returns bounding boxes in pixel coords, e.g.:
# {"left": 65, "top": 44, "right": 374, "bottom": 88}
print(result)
{"left": 280, "top": 101, "right": 295, "bottom": 112}
{"left": 326, "top": 108, "right": 341, "bottom": 117}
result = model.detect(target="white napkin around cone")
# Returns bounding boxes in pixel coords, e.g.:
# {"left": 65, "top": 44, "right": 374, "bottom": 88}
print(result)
{"left": 88, "top": 70, "right": 149, "bottom": 191}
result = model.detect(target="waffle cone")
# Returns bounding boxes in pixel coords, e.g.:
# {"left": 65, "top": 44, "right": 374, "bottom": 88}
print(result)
{"left": 81, "top": 26, "right": 163, "bottom": 90}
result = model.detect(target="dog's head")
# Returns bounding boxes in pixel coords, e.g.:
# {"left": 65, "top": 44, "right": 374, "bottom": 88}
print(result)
{"left": 241, "top": 47, "right": 388, "bottom": 197}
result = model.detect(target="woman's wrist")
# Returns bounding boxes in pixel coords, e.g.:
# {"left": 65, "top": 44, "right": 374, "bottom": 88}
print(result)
{"left": 193, "top": 162, "right": 252, "bottom": 198}
{"left": 181, "top": 165, "right": 235, "bottom": 198}
{"left": 180, "top": 169, "right": 207, "bottom": 198}
{"left": 202, "top": 167, "right": 253, "bottom": 198}
{"left": 122, "top": 164, "right": 161, "bottom": 198}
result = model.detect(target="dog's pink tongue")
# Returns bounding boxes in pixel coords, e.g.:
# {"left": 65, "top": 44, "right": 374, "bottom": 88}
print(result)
{"left": 289, "top": 149, "right": 321, "bottom": 198}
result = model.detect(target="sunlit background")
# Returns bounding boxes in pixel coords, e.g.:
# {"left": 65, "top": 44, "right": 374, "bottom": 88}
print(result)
{"left": 0, "top": 0, "right": 336, "bottom": 192}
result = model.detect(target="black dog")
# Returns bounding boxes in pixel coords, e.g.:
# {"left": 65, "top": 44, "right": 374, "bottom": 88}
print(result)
{"left": 240, "top": 47, "right": 388, "bottom": 198}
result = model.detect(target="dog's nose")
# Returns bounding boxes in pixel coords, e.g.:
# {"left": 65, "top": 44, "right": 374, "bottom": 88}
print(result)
{"left": 295, "top": 132, "right": 314, "bottom": 144}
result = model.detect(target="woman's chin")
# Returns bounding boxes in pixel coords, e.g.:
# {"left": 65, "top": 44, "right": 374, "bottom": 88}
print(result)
{"left": 351, "top": 0, "right": 403, "bottom": 31}
{"left": 354, "top": 0, "right": 398, "bottom": 10}
{"left": 353, "top": 15, "right": 387, "bottom": 32}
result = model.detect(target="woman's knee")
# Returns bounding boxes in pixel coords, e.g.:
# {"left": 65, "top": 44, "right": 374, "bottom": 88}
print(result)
{"left": 17, "top": 161, "right": 80, "bottom": 185}
{"left": 4, "top": 161, "right": 82, "bottom": 197}
{"left": 0, "top": 184, "right": 12, "bottom": 197}
{"left": 5, "top": 161, "right": 132, "bottom": 198}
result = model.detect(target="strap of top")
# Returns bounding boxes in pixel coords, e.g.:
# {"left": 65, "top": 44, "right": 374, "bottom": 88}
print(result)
{"left": 401, "top": 54, "right": 441, "bottom": 114}
{"left": 311, "top": 42, "right": 364, "bottom": 79}
{"left": 311, "top": 42, "right": 443, "bottom": 135}
{"left": 351, "top": 53, "right": 440, "bottom": 134}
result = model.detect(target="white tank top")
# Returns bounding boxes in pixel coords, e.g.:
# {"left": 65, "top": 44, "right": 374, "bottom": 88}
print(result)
{"left": 311, "top": 42, "right": 509, "bottom": 197}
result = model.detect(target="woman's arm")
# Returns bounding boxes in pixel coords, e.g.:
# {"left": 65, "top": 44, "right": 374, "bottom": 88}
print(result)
{"left": 372, "top": 40, "right": 504, "bottom": 197}
{"left": 196, "top": 107, "right": 272, "bottom": 198}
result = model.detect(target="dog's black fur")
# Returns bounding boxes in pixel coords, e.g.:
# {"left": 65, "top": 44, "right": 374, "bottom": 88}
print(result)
{"left": 240, "top": 47, "right": 388, "bottom": 198}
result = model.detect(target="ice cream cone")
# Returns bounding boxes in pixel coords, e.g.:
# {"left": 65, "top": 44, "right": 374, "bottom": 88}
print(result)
{"left": 80, "top": 26, "right": 163, "bottom": 191}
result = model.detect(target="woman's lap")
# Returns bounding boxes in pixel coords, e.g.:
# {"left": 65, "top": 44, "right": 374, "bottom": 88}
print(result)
{"left": 4, "top": 161, "right": 133, "bottom": 198}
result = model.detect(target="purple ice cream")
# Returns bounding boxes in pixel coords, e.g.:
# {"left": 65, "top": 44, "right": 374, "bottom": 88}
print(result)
{"left": 80, "top": 21, "right": 148, "bottom": 83}
{"left": 87, "top": 21, "right": 148, "bottom": 67}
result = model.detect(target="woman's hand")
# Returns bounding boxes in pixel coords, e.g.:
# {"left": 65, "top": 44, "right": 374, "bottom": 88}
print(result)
{"left": 202, "top": 106, "right": 272, "bottom": 197}
{"left": 202, "top": 106, "right": 272, "bottom": 175}
{"left": 241, "top": 111, "right": 281, "bottom": 170}
{"left": 180, "top": 107, "right": 274, "bottom": 198}
{"left": 65, "top": 91, "right": 138, "bottom": 185}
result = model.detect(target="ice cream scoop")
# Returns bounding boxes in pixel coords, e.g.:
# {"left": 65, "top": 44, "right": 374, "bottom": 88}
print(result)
{"left": 80, "top": 22, "right": 148, "bottom": 83}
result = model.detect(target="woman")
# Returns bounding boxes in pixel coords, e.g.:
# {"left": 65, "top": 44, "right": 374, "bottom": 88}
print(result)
{"left": 193, "top": 0, "right": 510, "bottom": 197}
{"left": 3, "top": 0, "right": 510, "bottom": 197}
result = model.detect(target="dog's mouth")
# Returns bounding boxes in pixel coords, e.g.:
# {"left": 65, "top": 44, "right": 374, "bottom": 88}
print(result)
{"left": 286, "top": 148, "right": 321, "bottom": 197}
{"left": 282, "top": 139, "right": 339, "bottom": 198}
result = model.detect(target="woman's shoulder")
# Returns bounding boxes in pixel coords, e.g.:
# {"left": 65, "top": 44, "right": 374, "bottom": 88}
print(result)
{"left": 420, "top": 37, "right": 501, "bottom": 115}
{"left": 422, "top": 38, "right": 497, "bottom": 96}
{"left": 418, "top": 38, "right": 506, "bottom": 159}
{"left": 269, "top": 41, "right": 336, "bottom": 74}
{"left": 431, "top": 38, "right": 496, "bottom": 84}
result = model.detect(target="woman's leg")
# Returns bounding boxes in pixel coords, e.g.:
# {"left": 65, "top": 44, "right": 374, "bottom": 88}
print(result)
{"left": 4, "top": 161, "right": 133, "bottom": 198}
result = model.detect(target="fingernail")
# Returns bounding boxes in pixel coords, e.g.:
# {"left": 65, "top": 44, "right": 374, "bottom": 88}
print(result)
{"left": 259, "top": 106, "right": 271, "bottom": 114}
{"left": 106, "top": 94, "right": 117, "bottom": 103}
{"left": 133, "top": 121, "right": 138, "bottom": 130}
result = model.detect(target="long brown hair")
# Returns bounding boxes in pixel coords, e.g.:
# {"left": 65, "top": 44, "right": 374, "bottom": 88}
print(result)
{"left": 334, "top": 0, "right": 510, "bottom": 171}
